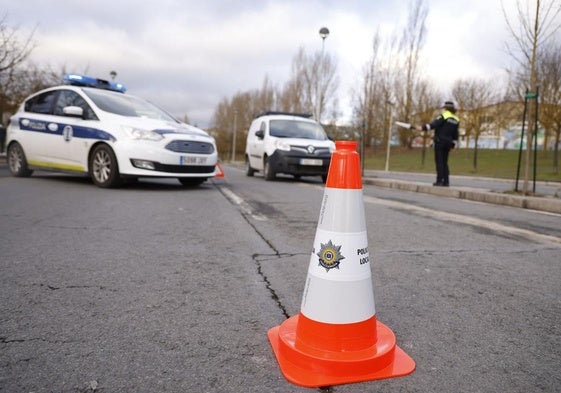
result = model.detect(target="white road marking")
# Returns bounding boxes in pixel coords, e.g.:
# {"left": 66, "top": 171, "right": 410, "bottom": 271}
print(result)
{"left": 362, "top": 194, "right": 561, "bottom": 247}
{"left": 302, "top": 183, "right": 561, "bottom": 247}
{"left": 220, "top": 187, "right": 267, "bottom": 221}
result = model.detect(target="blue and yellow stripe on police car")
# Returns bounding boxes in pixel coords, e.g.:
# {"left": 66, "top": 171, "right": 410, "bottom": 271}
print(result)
{"left": 28, "top": 160, "right": 85, "bottom": 172}
{"left": 19, "top": 118, "right": 116, "bottom": 142}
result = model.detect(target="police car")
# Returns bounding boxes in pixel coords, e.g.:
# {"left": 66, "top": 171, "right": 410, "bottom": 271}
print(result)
{"left": 6, "top": 74, "right": 218, "bottom": 188}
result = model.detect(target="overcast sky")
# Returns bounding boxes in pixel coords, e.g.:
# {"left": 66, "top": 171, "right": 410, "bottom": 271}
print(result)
{"left": 3, "top": 0, "right": 550, "bottom": 128}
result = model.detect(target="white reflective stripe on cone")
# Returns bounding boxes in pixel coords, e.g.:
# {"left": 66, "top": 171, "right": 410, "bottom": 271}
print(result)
{"left": 301, "top": 276, "right": 375, "bottom": 324}
{"left": 317, "top": 188, "right": 366, "bottom": 232}
{"left": 303, "top": 228, "right": 375, "bottom": 324}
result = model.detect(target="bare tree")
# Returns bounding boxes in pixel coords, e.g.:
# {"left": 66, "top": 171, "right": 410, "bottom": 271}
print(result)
{"left": 279, "top": 46, "right": 338, "bottom": 122}
{"left": 211, "top": 75, "right": 281, "bottom": 159}
{"left": 279, "top": 48, "right": 307, "bottom": 114}
{"left": 211, "top": 97, "right": 233, "bottom": 157}
{"left": 411, "top": 80, "right": 441, "bottom": 166}
{"left": 0, "top": 15, "right": 35, "bottom": 75}
{"left": 211, "top": 91, "right": 252, "bottom": 159}
{"left": 211, "top": 46, "right": 338, "bottom": 158}
{"left": 352, "top": 32, "right": 394, "bottom": 148}
{"left": 353, "top": 0, "right": 434, "bottom": 154}
{"left": 538, "top": 42, "right": 561, "bottom": 171}
{"left": 503, "top": 0, "right": 561, "bottom": 193}
{"left": 0, "top": 14, "right": 36, "bottom": 118}
{"left": 395, "top": 0, "right": 429, "bottom": 147}
{"left": 254, "top": 75, "right": 277, "bottom": 115}
{"left": 4, "top": 63, "right": 59, "bottom": 106}
{"left": 315, "top": 50, "right": 339, "bottom": 122}
{"left": 452, "top": 78, "right": 497, "bottom": 170}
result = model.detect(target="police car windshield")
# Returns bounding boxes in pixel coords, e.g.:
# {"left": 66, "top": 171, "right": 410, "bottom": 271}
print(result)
{"left": 83, "top": 88, "right": 178, "bottom": 122}
{"left": 269, "top": 119, "right": 328, "bottom": 140}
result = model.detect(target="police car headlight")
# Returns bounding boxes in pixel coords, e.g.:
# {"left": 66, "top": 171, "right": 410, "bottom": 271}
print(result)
{"left": 274, "top": 139, "right": 291, "bottom": 151}
{"left": 124, "top": 126, "right": 163, "bottom": 141}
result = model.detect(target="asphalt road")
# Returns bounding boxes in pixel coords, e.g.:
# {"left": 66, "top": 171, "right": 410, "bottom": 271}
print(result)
{"left": 1, "top": 165, "right": 560, "bottom": 392}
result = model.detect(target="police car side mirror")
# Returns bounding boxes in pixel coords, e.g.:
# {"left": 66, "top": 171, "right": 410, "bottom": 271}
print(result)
{"left": 255, "top": 130, "right": 264, "bottom": 139}
{"left": 63, "top": 106, "right": 84, "bottom": 119}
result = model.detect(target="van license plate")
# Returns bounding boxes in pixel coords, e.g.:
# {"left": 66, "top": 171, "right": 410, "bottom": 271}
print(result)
{"left": 300, "top": 158, "right": 323, "bottom": 166}
{"left": 180, "top": 156, "right": 207, "bottom": 165}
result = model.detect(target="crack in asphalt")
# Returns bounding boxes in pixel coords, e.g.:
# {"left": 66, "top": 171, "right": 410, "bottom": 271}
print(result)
{"left": 0, "top": 336, "right": 70, "bottom": 345}
{"left": 215, "top": 184, "right": 294, "bottom": 320}
{"left": 253, "top": 253, "right": 291, "bottom": 320}
{"left": 29, "top": 283, "right": 116, "bottom": 291}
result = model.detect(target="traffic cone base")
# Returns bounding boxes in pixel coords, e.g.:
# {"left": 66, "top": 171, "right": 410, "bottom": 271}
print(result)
{"left": 268, "top": 314, "right": 415, "bottom": 387}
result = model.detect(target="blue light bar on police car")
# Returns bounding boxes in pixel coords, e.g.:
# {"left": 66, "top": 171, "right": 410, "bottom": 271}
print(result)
{"left": 63, "top": 74, "right": 127, "bottom": 93}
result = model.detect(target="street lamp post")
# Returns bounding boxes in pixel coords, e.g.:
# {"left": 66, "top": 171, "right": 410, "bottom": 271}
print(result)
{"left": 231, "top": 109, "right": 238, "bottom": 162}
{"left": 361, "top": 120, "right": 366, "bottom": 176}
{"left": 319, "top": 27, "right": 329, "bottom": 52}
{"left": 385, "top": 101, "right": 394, "bottom": 172}
{"left": 317, "top": 27, "right": 329, "bottom": 122}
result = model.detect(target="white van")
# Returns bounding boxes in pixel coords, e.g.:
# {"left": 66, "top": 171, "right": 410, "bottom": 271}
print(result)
{"left": 245, "top": 112, "right": 335, "bottom": 181}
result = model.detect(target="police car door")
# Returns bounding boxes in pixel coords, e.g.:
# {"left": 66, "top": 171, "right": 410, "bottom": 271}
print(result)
{"left": 48, "top": 89, "right": 97, "bottom": 171}
{"left": 17, "top": 89, "right": 60, "bottom": 166}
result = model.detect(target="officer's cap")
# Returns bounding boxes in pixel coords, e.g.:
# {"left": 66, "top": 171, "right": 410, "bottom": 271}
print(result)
{"left": 442, "top": 101, "right": 456, "bottom": 110}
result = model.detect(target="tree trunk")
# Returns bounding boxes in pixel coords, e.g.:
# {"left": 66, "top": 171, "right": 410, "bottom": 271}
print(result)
{"left": 554, "top": 128, "right": 560, "bottom": 172}
{"left": 473, "top": 138, "right": 479, "bottom": 171}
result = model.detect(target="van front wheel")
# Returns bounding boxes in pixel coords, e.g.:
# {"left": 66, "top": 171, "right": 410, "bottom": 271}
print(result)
{"left": 264, "top": 158, "right": 275, "bottom": 181}
{"left": 246, "top": 156, "right": 255, "bottom": 177}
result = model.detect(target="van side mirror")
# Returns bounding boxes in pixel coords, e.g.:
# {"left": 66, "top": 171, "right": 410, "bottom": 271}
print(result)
{"left": 255, "top": 130, "right": 264, "bottom": 139}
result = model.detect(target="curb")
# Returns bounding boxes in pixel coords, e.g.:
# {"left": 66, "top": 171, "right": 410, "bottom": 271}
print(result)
{"left": 363, "top": 178, "right": 561, "bottom": 215}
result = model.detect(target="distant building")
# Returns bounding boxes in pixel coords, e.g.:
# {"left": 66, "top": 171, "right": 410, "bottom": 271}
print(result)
{"left": 456, "top": 100, "right": 555, "bottom": 150}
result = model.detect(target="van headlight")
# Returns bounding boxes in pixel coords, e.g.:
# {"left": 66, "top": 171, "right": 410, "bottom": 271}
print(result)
{"left": 123, "top": 126, "right": 163, "bottom": 141}
{"left": 274, "top": 139, "right": 291, "bottom": 151}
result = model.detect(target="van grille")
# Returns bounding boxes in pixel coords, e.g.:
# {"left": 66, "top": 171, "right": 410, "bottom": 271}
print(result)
{"left": 290, "top": 146, "right": 331, "bottom": 155}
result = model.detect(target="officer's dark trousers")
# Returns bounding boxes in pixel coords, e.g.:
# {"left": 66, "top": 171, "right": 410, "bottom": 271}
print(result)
{"left": 434, "top": 142, "right": 451, "bottom": 185}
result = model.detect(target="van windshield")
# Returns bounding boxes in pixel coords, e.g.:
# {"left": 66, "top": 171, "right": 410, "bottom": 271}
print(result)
{"left": 269, "top": 119, "right": 328, "bottom": 140}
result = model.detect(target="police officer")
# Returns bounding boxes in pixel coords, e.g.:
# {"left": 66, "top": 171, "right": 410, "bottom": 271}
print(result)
{"left": 416, "top": 101, "right": 460, "bottom": 187}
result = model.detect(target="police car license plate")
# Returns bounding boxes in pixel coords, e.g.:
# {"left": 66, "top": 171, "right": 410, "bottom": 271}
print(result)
{"left": 180, "top": 156, "right": 207, "bottom": 165}
{"left": 300, "top": 158, "right": 323, "bottom": 166}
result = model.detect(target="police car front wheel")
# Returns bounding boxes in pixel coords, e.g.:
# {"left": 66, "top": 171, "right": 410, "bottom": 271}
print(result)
{"left": 8, "top": 142, "right": 33, "bottom": 177}
{"left": 89, "top": 144, "right": 122, "bottom": 188}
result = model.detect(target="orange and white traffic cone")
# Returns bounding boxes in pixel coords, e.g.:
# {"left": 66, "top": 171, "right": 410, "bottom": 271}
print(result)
{"left": 267, "top": 140, "right": 415, "bottom": 387}
{"left": 215, "top": 161, "right": 225, "bottom": 179}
